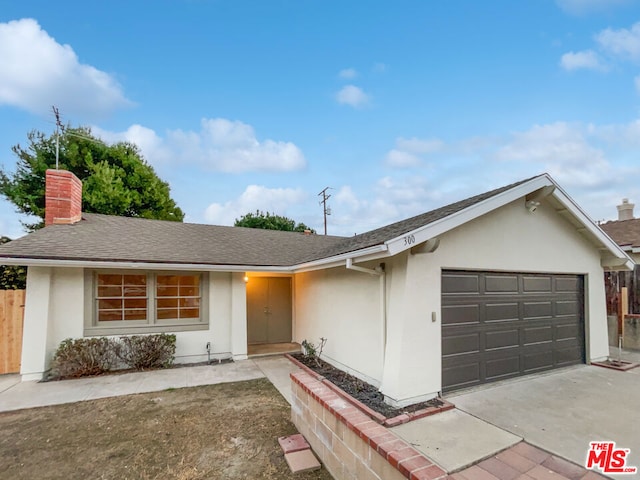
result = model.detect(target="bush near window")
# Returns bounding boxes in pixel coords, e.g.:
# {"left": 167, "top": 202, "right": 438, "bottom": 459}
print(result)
{"left": 51, "top": 334, "right": 177, "bottom": 379}
{"left": 52, "top": 337, "right": 117, "bottom": 378}
{"left": 116, "top": 334, "right": 176, "bottom": 370}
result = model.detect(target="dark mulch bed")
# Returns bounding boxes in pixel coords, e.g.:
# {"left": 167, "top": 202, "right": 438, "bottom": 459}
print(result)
{"left": 291, "top": 353, "right": 443, "bottom": 418}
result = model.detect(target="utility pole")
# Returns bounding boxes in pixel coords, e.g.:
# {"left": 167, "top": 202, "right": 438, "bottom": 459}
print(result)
{"left": 318, "top": 187, "right": 332, "bottom": 235}
{"left": 52, "top": 106, "right": 63, "bottom": 169}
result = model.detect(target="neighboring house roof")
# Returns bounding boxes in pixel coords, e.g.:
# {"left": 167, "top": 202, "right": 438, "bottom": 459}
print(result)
{"left": 600, "top": 218, "right": 640, "bottom": 252}
{"left": 0, "top": 173, "right": 633, "bottom": 271}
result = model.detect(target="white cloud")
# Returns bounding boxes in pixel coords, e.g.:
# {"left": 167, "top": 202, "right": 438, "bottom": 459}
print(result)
{"left": 495, "top": 122, "right": 613, "bottom": 187}
{"left": 204, "top": 185, "right": 307, "bottom": 225}
{"left": 635, "top": 76, "right": 640, "bottom": 93}
{"left": 560, "top": 50, "right": 606, "bottom": 71}
{"left": 0, "top": 18, "right": 131, "bottom": 117}
{"left": 385, "top": 150, "right": 422, "bottom": 168}
{"left": 596, "top": 22, "right": 640, "bottom": 60}
{"left": 94, "top": 118, "right": 306, "bottom": 172}
{"left": 384, "top": 136, "right": 444, "bottom": 168}
{"left": 338, "top": 68, "right": 357, "bottom": 79}
{"left": 556, "top": 0, "right": 630, "bottom": 15}
{"left": 336, "top": 85, "right": 370, "bottom": 108}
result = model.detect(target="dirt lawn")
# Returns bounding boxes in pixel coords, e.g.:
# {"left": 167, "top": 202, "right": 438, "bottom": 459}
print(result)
{"left": 0, "top": 377, "right": 333, "bottom": 480}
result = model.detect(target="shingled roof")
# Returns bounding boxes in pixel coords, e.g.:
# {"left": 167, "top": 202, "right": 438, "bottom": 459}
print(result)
{"left": 600, "top": 218, "right": 640, "bottom": 250}
{"left": 0, "top": 175, "right": 539, "bottom": 267}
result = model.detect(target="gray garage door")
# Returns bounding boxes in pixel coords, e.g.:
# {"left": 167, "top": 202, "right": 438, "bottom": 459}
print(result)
{"left": 441, "top": 270, "right": 585, "bottom": 392}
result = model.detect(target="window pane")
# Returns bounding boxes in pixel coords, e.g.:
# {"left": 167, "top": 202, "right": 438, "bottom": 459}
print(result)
{"left": 124, "top": 286, "right": 146, "bottom": 297}
{"left": 179, "top": 297, "right": 200, "bottom": 308}
{"left": 98, "top": 310, "right": 123, "bottom": 322}
{"left": 98, "top": 286, "right": 122, "bottom": 297}
{"left": 157, "top": 275, "right": 179, "bottom": 286}
{"left": 124, "top": 309, "right": 147, "bottom": 321}
{"left": 180, "top": 308, "right": 200, "bottom": 319}
{"left": 96, "top": 273, "right": 148, "bottom": 324}
{"left": 157, "top": 286, "right": 178, "bottom": 297}
{"left": 99, "top": 299, "right": 123, "bottom": 310}
{"left": 98, "top": 274, "right": 122, "bottom": 286}
{"left": 124, "top": 298, "right": 147, "bottom": 309}
{"left": 124, "top": 275, "right": 146, "bottom": 286}
{"left": 157, "top": 308, "right": 178, "bottom": 320}
{"left": 157, "top": 298, "right": 178, "bottom": 309}
{"left": 179, "top": 285, "right": 199, "bottom": 296}
{"left": 179, "top": 276, "right": 199, "bottom": 286}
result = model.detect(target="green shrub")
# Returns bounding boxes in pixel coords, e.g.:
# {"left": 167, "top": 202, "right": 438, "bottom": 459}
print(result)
{"left": 116, "top": 334, "right": 176, "bottom": 370}
{"left": 51, "top": 337, "right": 118, "bottom": 378}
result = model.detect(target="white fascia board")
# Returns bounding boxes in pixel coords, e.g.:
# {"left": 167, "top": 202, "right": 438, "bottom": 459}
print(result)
{"left": 549, "top": 182, "right": 634, "bottom": 270}
{"left": 0, "top": 257, "right": 295, "bottom": 273}
{"left": 384, "top": 175, "right": 554, "bottom": 257}
{"left": 292, "top": 244, "right": 389, "bottom": 273}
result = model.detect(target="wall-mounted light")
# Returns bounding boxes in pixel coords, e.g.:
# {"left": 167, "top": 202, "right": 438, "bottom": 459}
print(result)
{"left": 243, "top": 275, "right": 249, "bottom": 283}
{"left": 525, "top": 200, "right": 540, "bottom": 213}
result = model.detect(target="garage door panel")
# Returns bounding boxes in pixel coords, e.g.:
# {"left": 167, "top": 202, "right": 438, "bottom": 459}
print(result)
{"left": 442, "top": 362, "right": 481, "bottom": 390}
{"left": 555, "top": 344, "right": 582, "bottom": 365}
{"left": 442, "top": 274, "right": 479, "bottom": 294}
{"left": 442, "top": 304, "right": 479, "bottom": 325}
{"left": 485, "top": 329, "right": 519, "bottom": 350}
{"left": 486, "top": 303, "right": 519, "bottom": 322}
{"left": 523, "top": 301, "right": 553, "bottom": 319}
{"left": 523, "top": 325, "right": 553, "bottom": 345}
{"left": 485, "top": 275, "right": 518, "bottom": 293}
{"left": 523, "top": 276, "right": 552, "bottom": 292}
{"left": 556, "top": 300, "right": 578, "bottom": 316}
{"left": 556, "top": 276, "right": 579, "bottom": 292}
{"left": 442, "top": 271, "right": 585, "bottom": 392}
{"left": 485, "top": 356, "right": 521, "bottom": 380}
{"left": 442, "top": 332, "right": 480, "bottom": 356}
{"left": 524, "top": 350, "right": 554, "bottom": 372}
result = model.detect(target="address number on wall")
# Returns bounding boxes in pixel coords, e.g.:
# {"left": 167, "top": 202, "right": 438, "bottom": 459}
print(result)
{"left": 403, "top": 234, "right": 416, "bottom": 246}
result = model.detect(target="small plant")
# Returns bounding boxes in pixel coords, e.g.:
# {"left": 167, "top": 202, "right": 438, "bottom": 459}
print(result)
{"left": 51, "top": 337, "right": 118, "bottom": 378}
{"left": 116, "top": 334, "right": 177, "bottom": 370}
{"left": 301, "top": 337, "right": 327, "bottom": 367}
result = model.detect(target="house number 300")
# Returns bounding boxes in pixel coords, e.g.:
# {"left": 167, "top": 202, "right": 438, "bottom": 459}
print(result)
{"left": 403, "top": 234, "right": 416, "bottom": 246}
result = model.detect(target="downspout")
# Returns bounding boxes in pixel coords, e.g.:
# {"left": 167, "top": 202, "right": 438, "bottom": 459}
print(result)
{"left": 345, "top": 258, "right": 387, "bottom": 371}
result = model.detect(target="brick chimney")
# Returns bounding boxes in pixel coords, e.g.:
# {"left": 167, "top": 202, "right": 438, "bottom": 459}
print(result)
{"left": 45, "top": 169, "right": 82, "bottom": 226}
{"left": 617, "top": 198, "right": 635, "bottom": 221}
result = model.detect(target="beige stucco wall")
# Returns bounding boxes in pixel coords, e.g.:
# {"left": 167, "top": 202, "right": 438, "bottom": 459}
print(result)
{"left": 20, "top": 269, "right": 247, "bottom": 380}
{"left": 380, "top": 198, "right": 609, "bottom": 405}
{"left": 292, "top": 198, "right": 609, "bottom": 406}
{"left": 294, "top": 266, "right": 384, "bottom": 385}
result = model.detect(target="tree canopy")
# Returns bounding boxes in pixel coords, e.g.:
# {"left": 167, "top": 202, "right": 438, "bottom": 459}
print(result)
{"left": 234, "top": 210, "right": 316, "bottom": 233}
{"left": 0, "top": 127, "right": 184, "bottom": 231}
{"left": 0, "top": 236, "right": 26, "bottom": 290}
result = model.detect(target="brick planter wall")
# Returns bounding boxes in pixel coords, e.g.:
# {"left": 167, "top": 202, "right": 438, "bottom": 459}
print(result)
{"left": 290, "top": 371, "right": 447, "bottom": 480}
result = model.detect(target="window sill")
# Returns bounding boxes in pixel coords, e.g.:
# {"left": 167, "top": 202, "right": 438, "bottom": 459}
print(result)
{"left": 84, "top": 323, "right": 208, "bottom": 337}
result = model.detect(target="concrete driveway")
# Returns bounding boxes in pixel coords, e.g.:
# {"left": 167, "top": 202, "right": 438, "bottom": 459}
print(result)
{"left": 447, "top": 358, "right": 640, "bottom": 479}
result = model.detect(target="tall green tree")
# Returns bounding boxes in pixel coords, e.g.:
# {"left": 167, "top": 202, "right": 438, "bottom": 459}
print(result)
{"left": 235, "top": 210, "right": 316, "bottom": 233}
{"left": 0, "top": 127, "right": 184, "bottom": 231}
{"left": 0, "top": 237, "right": 26, "bottom": 290}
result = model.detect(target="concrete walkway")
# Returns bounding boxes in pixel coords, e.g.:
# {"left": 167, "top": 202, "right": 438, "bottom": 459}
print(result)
{"left": 0, "top": 358, "right": 297, "bottom": 413}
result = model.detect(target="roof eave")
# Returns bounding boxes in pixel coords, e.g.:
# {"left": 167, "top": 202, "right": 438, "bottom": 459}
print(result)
{"left": 0, "top": 256, "right": 296, "bottom": 273}
{"left": 383, "top": 175, "right": 555, "bottom": 256}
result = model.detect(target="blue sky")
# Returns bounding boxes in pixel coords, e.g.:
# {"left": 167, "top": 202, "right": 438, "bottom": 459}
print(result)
{"left": 2, "top": 0, "right": 640, "bottom": 238}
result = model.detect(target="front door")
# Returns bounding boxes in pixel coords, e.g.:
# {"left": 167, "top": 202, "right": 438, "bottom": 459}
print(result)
{"left": 247, "top": 277, "right": 292, "bottom": 344}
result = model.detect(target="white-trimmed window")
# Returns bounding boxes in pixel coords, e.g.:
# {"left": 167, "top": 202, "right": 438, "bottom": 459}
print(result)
{"left": 85, "top": 271, "right": 208, "bottom": 335}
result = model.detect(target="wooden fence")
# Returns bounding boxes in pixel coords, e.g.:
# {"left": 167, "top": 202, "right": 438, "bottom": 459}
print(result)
{"left": 0, "top": 289, "right": 25, "bottom": 375}
{"left": 605, "top": 267, "right": 640, "bottom": 316}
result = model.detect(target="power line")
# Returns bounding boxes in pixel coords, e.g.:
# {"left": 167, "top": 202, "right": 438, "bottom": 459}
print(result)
{"left": 318, "top": 187, "right": 332, "bottom": 235}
